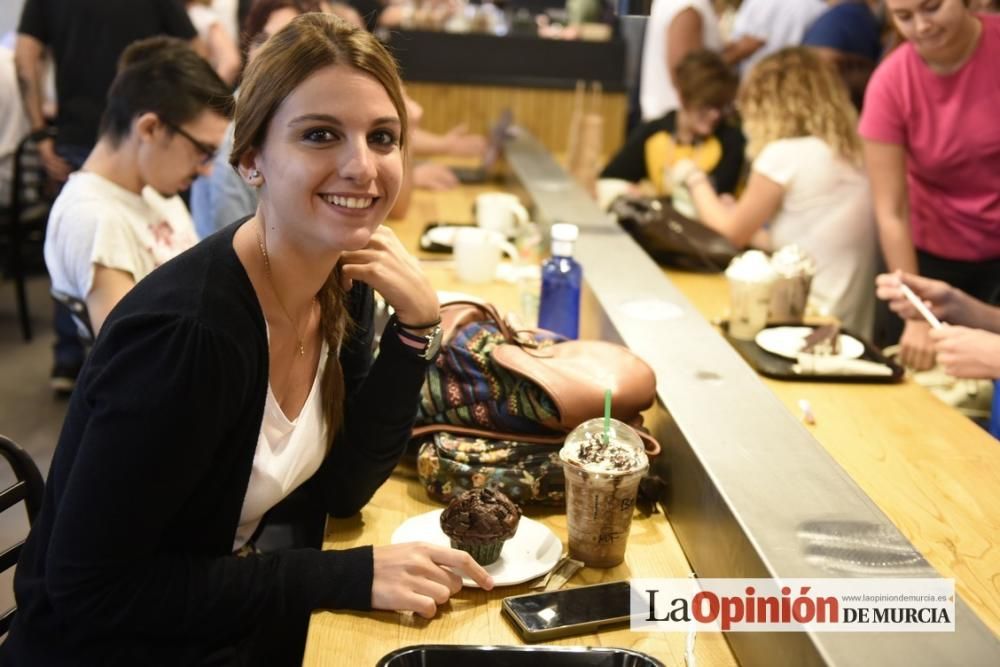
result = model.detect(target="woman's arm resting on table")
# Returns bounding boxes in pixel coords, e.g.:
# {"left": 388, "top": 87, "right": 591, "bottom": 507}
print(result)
{"left": 688, "top": 168, "right": 784, "bottom": 248}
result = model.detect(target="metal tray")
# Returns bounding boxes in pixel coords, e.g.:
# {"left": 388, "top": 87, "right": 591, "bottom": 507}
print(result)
{"left": 722, "top": 322, "right": 904, "bottom": 383}
{"left": 377, "top": 645, "right": 665, "bottom": 667}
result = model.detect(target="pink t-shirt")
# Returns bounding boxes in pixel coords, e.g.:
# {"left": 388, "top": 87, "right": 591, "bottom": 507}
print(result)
{"left": 859, "top": 14, "right": 1000, "bottom": 262}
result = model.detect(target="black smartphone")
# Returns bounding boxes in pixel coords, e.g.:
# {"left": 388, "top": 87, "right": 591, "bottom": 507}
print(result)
{"left": 502, "top": 581, "right": 641, "bottom": 642}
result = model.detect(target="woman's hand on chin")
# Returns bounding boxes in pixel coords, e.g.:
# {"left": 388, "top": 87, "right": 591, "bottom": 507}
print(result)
{"left": 339, "top": 225, "right": 439, "bottom": 324}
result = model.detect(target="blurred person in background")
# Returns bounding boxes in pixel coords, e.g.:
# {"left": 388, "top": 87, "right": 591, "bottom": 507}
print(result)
{"left": 0, "top": 41, "right": 30, "bottom": 208}
{"left": 43, "top": 38, "right": 231, "bottom": 335}
{"left": 600, "top": 50, "right": 744, "bottom": 198}
{"left": 859, "top": 0, "right": 1000, "bottom": 369}
{"left": 185, "top": 0, "right": 243, "bottom": 85}
{"left": 15, "top": 0, "right": 199, "bottom": 393}
{"left": 191, "top": 0, "right": 483, "bottom": 238}
{"left": 724, "top": 0, "right": 826, "bottom": 75}
{"left": 802, "top": 0, "right": 883, "bottom": 108}
{"left": 638, "top": 0, "right": 723, "bottom": 122}
{"left": 677, "top": 48, "right": 877, "bottom": 337}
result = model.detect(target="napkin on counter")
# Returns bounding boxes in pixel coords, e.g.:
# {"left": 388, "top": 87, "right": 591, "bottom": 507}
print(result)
{"left": 792, "top": 354, "right": 893, "bottom": 377}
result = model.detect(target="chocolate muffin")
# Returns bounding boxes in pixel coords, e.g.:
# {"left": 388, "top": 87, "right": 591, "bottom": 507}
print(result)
{"left": 439, "top": 488, "right": 521, "bottom": 565}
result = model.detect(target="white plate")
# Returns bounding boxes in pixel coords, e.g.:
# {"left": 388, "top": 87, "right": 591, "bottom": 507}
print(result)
{"left": 390, "top": 509, "right": 562, "bottom": 588}
{"left": 421, "top": 225, "right": 462, "bottom": 249}
{"left": 755, "top": 326, "right": 865, "bottom": 360}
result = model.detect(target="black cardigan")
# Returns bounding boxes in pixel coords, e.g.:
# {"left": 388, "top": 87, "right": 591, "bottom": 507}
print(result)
{"left": 1, "top": 222, "right": 430, "bottom": 665}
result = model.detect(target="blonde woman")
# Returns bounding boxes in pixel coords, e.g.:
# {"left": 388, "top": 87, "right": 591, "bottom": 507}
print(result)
{"left": 678, "top": 47, "right": 877, "bottom": 337}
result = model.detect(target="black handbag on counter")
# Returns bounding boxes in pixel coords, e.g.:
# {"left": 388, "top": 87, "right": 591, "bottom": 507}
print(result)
{"left": 609, "top": 196, "right": 739, "bottom": 273}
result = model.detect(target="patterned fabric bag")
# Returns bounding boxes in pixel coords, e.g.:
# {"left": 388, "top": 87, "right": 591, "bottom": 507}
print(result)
{"left": 411, "top": 300, "right": 660, "bottom": 505}
{"left": 417, "top": 433, "right": 565, "bottom": 506}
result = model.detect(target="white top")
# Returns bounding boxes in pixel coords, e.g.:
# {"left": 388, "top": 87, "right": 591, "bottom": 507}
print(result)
{"left": 731, "top": 0, "right": 826, "bottom": 76}
{"left": 752, "top": 136, "right": 876, "bottom": 338}
{"left": 43, "top": 172, "right": 198, "bottom": 300}
{"left": 639, "top": 0, "right": 722, "bottom": 121}
{"left": 233, "top": 337, "right": 329, "bottom": 550}
{"left": 187, "top": 4, "right": 221, "bottom": 41}
{"left": 0, "top": 46, "right": 30, "bottom": 206}
{"left": 211, "top": 0, "right": 239, "bottom": 41}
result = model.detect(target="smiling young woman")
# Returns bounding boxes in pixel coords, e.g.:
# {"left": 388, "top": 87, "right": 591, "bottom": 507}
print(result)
{"left": 1, "top": 14, "right": 491, "bottom": 667}
{"left": 859, "top": 0, "right": 1000, "bottom": 369}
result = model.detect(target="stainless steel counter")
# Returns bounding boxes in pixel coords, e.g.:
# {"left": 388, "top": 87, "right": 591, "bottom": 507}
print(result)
{"left": 505, "top": 130, "right": 1000, "bottom": 666}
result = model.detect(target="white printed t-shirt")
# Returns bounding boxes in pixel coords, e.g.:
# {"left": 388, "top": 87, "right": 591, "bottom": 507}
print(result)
{"left": 44, "top": 171, "right": 198, "bottom": 301}
{"left": 752, "top": 136, "right": 877, "bottom": 338}
{"left": 639, "top": 0, "right": 722, "bottom": 121}
{"left": 731, "top": 0, "right": 825, "bottom": 76}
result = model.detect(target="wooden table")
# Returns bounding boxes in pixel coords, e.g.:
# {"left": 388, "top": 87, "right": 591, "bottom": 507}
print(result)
{"left": 303, "top": 188, "right": 739, "bottom": 666}
{"left": 665, "top": 270, "right": 1000, "bottom": 639}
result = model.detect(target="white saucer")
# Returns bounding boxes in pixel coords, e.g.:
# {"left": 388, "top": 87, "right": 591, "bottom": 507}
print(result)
{"left": 755, "top": 326, "right": 865, "bottom": 360}
{"left": 390, "top": 509, "right": 562, "bottom": 588}
{"left": 421, "top": 225, "right": 462, "bottom": 249}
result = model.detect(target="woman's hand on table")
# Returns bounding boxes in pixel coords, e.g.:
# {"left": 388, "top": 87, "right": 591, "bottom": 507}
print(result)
{"left": 440, "top": 123, "right": 488, "bottom": 158}
{"left": 372, "top": 542, "right": 494, "bottom": 618}
{"left": 413, "top": 162, "right": 459, "bottom": 191}
{"left": 930, "top": 325, "right": 1000, "bottom": 379}
{"left": 340, "top": 225, "right": 439, "bottom": 327}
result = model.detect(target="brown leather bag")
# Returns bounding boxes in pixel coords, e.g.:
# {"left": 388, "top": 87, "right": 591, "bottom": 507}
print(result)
{"left": 412, "top": 300, "right": 661, "bottom": 456}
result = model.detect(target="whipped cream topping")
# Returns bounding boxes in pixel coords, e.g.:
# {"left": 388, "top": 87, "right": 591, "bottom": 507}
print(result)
{"left": 771, "top": 244, "right": 816, "bottom": 278}
{"left": 725, "top": 250, "right": 777, "bottom": 283}
{"left": 561, "top": 430, "right": 648, "bottom": 474}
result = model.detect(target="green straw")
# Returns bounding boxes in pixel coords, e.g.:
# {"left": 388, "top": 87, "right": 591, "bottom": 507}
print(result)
{"left": 603, "top": 388, "right": 612, "bottom": 444}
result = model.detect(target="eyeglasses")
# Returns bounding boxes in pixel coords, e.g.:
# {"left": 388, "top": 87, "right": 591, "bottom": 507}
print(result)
{"left": 163, "top": 120, "right": 217, "bottom": 165}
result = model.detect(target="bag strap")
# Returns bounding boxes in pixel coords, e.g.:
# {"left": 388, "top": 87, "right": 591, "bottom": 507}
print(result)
{"left": 411, "top": 422, "right": 662, "bottom": 457}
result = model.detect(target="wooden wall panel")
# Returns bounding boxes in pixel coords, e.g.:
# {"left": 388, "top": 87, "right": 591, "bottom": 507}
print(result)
{"left": 404, "top": 82, "right": 628, "bottom": 156}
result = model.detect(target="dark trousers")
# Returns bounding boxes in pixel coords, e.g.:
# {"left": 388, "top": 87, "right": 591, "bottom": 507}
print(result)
{"left": 874, "top": 250, "right": 1000, "bottom": 348}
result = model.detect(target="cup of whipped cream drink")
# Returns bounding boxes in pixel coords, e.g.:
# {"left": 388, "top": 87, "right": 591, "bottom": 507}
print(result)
{"left": 559, "top": 418, "right": 649, "bottom": 568}
{"left": 725, "top": 250, "right": 777, "bottom": 340}
{"left": 768, "top": 244, "right": 816, "bottom": 324}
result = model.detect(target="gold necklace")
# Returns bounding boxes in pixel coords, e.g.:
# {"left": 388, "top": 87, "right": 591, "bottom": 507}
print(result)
{"left": 254, "top": 223, "right": 313, "bottom": 357}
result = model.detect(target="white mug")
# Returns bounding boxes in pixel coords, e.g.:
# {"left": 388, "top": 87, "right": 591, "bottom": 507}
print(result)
{"left": 453, "top": 227, "right": 517, "bottom": 284}
{"left": 475, "top": 192, "right": 529, "bottom": 237}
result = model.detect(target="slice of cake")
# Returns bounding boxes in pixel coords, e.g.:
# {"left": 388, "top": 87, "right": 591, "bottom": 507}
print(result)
{"left": 802, "top": 323, "right": 841, "bottom": 356}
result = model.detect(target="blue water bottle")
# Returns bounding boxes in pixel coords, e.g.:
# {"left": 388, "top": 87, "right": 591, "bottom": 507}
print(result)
{"left": 538, "top": 223, "right": 582, "bottom": 339}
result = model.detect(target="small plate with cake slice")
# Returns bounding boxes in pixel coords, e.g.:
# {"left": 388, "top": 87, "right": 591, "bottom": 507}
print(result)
{"left": 755, "top": 324, "right": 865, "bottom": 360}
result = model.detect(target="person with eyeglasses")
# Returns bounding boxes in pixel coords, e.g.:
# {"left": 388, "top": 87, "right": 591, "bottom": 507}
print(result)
{"left": 43, "top": 36, "right": 231, "bottom": 336}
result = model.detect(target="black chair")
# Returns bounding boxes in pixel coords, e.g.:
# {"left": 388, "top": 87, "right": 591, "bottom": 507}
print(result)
{"left": 0, "top": 435, "right": 45, "bottom": 636}
{"left": 50, "top": 289, "right": 95, "bottom": 348}
{"left": 0, "top": 129, "right": 55, "bottom": 341}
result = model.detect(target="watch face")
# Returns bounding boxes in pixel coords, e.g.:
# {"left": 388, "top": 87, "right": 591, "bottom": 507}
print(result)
{"left": 423, "top": 325, "right": 443, "bottom": 361}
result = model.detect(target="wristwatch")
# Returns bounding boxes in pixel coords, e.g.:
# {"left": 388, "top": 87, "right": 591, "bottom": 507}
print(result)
{"left": 393, "top": 316, "right": 443, "bottom": 361}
